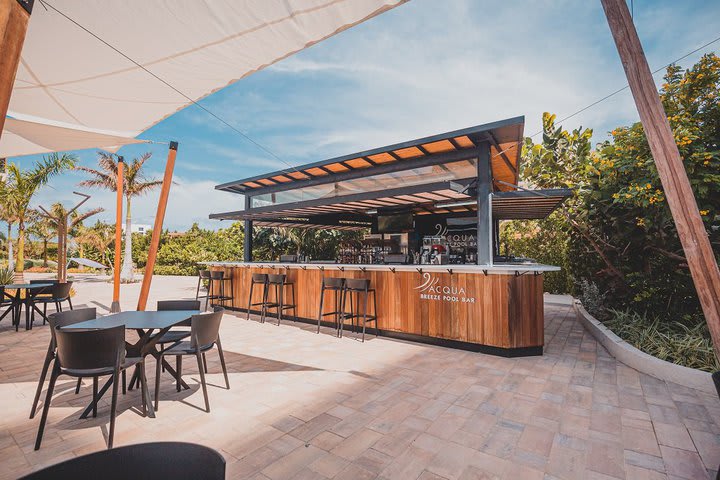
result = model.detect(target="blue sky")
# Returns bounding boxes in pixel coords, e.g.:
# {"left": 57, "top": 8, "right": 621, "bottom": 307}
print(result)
{"left": 9, "top": 0, "right": 720, "bottom": 232}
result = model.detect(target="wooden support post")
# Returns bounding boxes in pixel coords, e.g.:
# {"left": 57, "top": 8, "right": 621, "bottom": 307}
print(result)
{"left": 137, "top": 142, "right": 178, "bottom": 311}
{"left": 601, "top": 0, "right": 720, "bottom": 359}
{"left": 110, "top": 157, "right": 124, "bottom": 313}
{"left": 476, "top": 141, "right": 492, "bottom": 265}
{"left": 0, "top": 0, "right": 32, "bottom": 135}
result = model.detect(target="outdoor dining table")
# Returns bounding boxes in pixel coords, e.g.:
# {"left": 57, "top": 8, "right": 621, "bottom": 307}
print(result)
{"left": 62, "top": 310, "right": 200, "bottom": 419}
{"left": 2, "top": 283, "right": 54, "bottom": 331}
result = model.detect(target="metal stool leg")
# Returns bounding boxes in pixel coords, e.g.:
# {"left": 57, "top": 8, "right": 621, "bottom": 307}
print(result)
{"left": 246, "top": 281, "right": 255, "bottom": 320}
{"left": 373, "top": 290, "right": 379, "bottom": 337}
{"left": 317, "top": 286, "right": 325, "bottom": 333}
{"left": 277, "top": 283, "right": 283, "bottom": 326}
{"left": 362, "top": 287, "right": 369, "bottom": 342}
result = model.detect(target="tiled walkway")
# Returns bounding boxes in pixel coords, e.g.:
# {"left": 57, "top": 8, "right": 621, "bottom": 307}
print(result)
{"left": 0, "top": 276, "right": 718, "bottom": 479}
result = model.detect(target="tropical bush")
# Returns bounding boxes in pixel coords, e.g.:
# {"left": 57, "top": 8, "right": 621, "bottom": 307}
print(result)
{"left": 504, "top": 53, "right": 720, "bottom": 369}
{"left": 0, "top": 266, "right": 14, "bottom": 285}
{"left": 604, "top": 309, "right": 719, "bottom": 372}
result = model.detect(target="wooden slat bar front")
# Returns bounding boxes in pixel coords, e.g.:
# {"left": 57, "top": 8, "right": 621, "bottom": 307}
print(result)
{"left": 206, "top": 263, "right": 551, "bottom": 356}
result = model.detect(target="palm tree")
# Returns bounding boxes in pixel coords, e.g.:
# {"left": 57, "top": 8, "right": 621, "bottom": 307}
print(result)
{"left": 77, "top": 152, "right": 161, "bottom": 282}
{"left": 0, "top": 153, "right": 76, "bottom": 278}
{"left": 73, "top": 222, "right": 114, "bottom": 267}
{"left": 27, "top": 214, "right": 56, "bottom": 267}
{"left": 39, "top": 203, "right": 103, "bottom": 282}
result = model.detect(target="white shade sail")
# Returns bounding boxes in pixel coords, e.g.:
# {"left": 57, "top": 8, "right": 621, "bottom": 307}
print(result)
{"left": 8, "top": 0, "right": 406, "bottom": 144}
{"left": 0, "top": 116, "right": 147, "bottom": 158}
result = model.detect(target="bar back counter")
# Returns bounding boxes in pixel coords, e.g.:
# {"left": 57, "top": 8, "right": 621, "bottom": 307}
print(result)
{"left": 208, "top": 117, "right": 571, "bottom": 357}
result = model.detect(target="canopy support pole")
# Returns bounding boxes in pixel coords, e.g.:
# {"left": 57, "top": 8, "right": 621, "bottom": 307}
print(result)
{"left": 602, "top": 0, "right": 720, "bottom": 359}
{"left": 110, "top": 157, "right": 124, "bottom": 313}
{"left": 137, "top": 142, "right": 178, "bottom": 311}
{"left": 0, "top": 0, "right": 32, "bottom": 136}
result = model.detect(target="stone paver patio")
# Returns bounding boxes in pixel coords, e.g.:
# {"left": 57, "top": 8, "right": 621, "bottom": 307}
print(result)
{"left": 0, "top": 274, "right": 718, "bottom": 479}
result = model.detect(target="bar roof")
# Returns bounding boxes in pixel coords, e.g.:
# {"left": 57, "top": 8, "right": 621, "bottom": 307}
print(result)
{"left": 211, "top": 187, "right": 572, "bottom": 226}
{"left": 215, "top": 116, "right": 525, "bottom": 195}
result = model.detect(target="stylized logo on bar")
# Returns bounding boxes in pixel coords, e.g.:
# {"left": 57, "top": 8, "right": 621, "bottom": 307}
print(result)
{"left": 414, "top": 272, "right": 475, "bottom": 303}
{"left": 414, "top": 272, "right": 439, "bottom": 293}
{"left": 434, "top": 223, "right": 448, "bottom": 237}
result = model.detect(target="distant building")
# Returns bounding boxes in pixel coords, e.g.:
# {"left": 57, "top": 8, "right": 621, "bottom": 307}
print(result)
{"left": 121, "top": 223, "right": 152, "bottom": 234}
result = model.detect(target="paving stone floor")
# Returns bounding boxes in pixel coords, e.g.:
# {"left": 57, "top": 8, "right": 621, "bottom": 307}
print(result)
{"left": 0, "top": 275, "right": 718, "bottom": 479}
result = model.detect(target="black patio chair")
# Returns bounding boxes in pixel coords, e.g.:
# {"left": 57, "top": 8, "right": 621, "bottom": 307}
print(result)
{"left": 29, "top": 308, "right": 97, "bottom": 419}
{"left": 19, "top": 442, "right": 226, "bottom": 480}
{"left": 31, "top": 281, "right": 73, "bottom": 326}
{"left": 154, "top": 300, "right": 207, "bottom": 372}
{"left": 34, "top": 324, "right": 149, "bottom": 450}
{"left": 154, "top": 307, "right": 229, "bottom": 413}
{"left": 0, "top": 285, "right": 16, "bottom": 325}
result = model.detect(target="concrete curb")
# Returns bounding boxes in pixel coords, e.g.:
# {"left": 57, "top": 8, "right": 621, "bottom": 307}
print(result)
{"left": 573, "top": 300, "right": 715, "bottom": 395}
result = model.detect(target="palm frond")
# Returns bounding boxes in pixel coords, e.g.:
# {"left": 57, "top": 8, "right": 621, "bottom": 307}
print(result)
{"left": 70, "top": 207, "right": 105, "bottom": 227}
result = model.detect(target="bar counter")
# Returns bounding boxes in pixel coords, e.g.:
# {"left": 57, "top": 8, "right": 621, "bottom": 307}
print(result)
{"left": 204, "top": 262, "right": 559, "bottom": 356}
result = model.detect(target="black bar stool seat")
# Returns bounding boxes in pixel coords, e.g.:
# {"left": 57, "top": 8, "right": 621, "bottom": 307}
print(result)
{"left": 262, "top": 273, "right": 297, "bottom": 325}
{"left": 317, "top": 277, "right": 346, "bottom": 336}
{"left": 340, "top": 278, "right": 378, "bottom": 342}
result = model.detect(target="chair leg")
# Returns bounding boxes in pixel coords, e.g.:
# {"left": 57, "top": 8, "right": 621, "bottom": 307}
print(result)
{"left": 30, "top": 349, "right": 54, "bottom": 419}
{"left": 92, "top": 377, "right": 98, "bottom": 418}
{"left": 67, "top": 297, "right": 73, "bottom": 310}
{"left": 176, "top": 356, "right": 183, "bottom": 393}
{"left": 122, "top": 370, "right": 126, "bottom": 395}
{"left": 75, "top": 377, "right": 82, "bottom": 394}
{"left": 154, "top": 354, "right": 162, "bottom": 411}
{"left": 216, "top": 337, "right": 230, "bottom": 389}
{"left": 195, "top": 276, "right": 201, "bottom": 301}
{"left": 195, "top": 351, "right": 210, "bottom": 412}
{"left": 108, "top": 370, "right": 120, "bottom": 449}
{"left": 42, "top": 303, "right": 47, "bottom": 325}
{"left": 139, "top": 363, "right": 148, "bottom": 417}
{"left": 202, "top": 352, "right": 208, "bottom": 374}
{"left": 34, "top": 362, "right": 60, "bottom": 451}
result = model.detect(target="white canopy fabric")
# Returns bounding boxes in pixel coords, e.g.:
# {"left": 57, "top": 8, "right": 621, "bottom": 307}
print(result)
{"left": 8, "top": 0, "right": 406, "bottom": 148}
{"left": 0, "top": 116, "right": 147, "bottom": 158}
{"left": 67, "top": 257, "right": 109, "bottom": 269}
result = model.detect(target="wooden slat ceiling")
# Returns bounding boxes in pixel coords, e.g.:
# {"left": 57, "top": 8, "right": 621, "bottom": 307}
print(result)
{"left": 211, "top": 188, "right": 571, "bottom": 225}
{"left": 215, "top": 117, "right": 524, "bottom": 195}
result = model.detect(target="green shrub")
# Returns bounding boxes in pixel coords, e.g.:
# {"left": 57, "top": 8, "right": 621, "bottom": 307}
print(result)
{"left": 577, "top": 278, "right": 607, "bottom": 320}
{"left": 0, "top": 266, "right": 14, "bottom": 285}
{"left": 603, "top": 309, "right": 719, "bottom": 372}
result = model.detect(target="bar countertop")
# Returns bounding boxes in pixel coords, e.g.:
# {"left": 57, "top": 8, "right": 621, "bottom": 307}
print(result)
{"left": 200, "top": 261, "right": 560, "bottom": 275}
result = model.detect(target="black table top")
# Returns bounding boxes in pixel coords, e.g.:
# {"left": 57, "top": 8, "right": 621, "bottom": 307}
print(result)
{"left": 63, "top": 310, "right": 200, "bottom": 330}
{"left": 3, "top": 283, "right": 54, "bottom": 289}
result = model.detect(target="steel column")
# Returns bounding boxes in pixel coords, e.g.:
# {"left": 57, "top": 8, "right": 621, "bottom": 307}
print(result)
{"left": 243, "top": 194, "right": 252, "bottom": 262}
{"left": 476, "top": 142, "right": 492, "bottom": 265}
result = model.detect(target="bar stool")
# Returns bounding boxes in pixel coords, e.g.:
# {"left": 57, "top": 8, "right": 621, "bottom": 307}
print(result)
{"left": 206, "top": 270, "right": 233, "bottom": 310}
{"left": 262, "top": 274, "right": 296, "bottom": 325}
{"left": 340, "top": 278, "right": 378, "bottom": 342}
{"left": 246, "top": 273, "right": 268, "bottom": 320}
{"left": 317, "top": 277, "right": 345, "bottom": 336}
{"left": 195, "top": 270, "right": 211, "bottom": 302}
